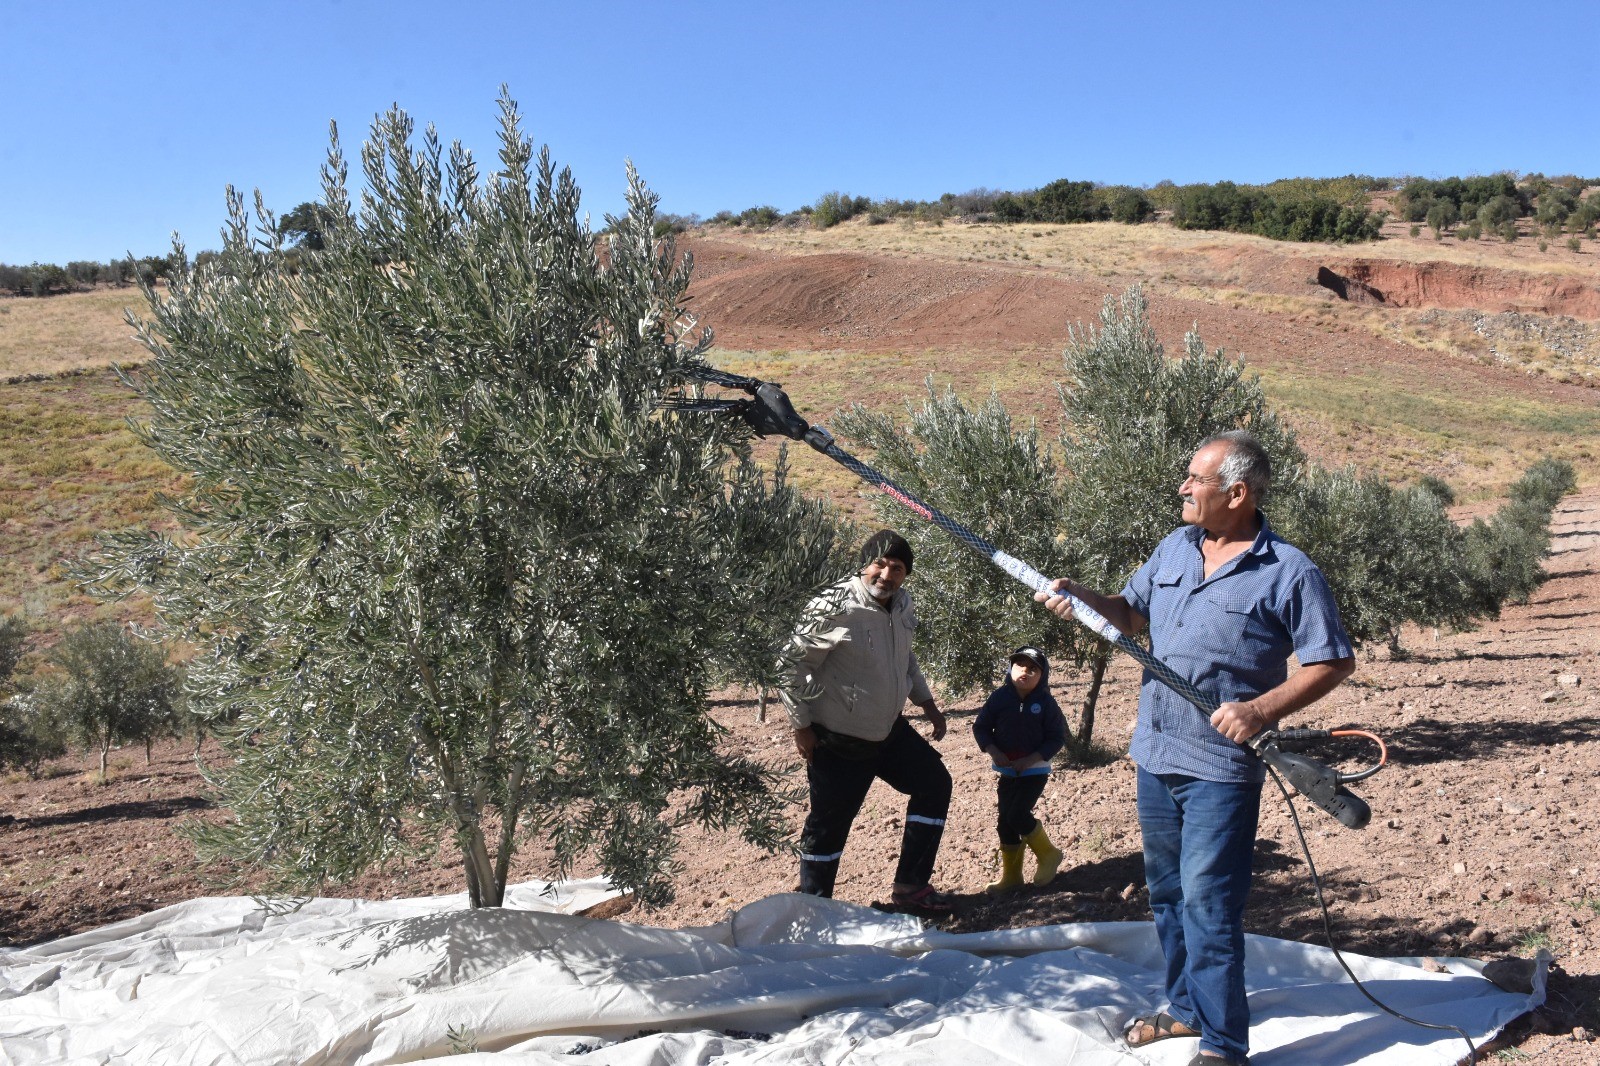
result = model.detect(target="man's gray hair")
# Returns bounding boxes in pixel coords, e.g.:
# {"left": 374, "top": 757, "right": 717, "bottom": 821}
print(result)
{"left": 1202, "top": 430, "right": 1272, "bottom": 501}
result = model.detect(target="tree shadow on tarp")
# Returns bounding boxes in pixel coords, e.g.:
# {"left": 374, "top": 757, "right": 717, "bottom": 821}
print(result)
{"left": 327, "top": 906, "right": 717, "bottom": 991}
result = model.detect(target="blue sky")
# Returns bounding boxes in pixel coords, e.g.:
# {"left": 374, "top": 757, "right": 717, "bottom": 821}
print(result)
{"left": 5, "top": 0, "right": 1598, "bottom": 264}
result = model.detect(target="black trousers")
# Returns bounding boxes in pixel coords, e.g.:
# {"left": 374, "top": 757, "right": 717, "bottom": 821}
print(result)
{"left": 995, "top": 773, "right": 1049, "bottom": 845}
{"left": 798, "top": 717, "right": 952, "bottom": 897}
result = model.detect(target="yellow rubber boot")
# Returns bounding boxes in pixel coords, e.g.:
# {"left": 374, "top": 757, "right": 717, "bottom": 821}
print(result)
{"left": 1023, "top": 823, "right": 1064, "bottom": 885}
{"left": 985, "top": 844, "right": 1025, "bottom": 894}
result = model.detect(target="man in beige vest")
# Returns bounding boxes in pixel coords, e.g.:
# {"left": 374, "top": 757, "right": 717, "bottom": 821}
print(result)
{"left": 782, "top": 530, "right": 954, "bottom": 913}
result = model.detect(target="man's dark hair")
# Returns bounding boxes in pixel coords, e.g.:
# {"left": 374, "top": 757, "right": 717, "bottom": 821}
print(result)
{"left": 1204, "top": 430, "right": 1272, "bottom": 501}
{"left": 859, "top": 529, "right": 914, "bottom": 574}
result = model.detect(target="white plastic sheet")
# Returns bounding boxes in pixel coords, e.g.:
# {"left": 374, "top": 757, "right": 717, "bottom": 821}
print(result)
{"left": 0, "top": 884, "right": 1543, "bottom": 1065}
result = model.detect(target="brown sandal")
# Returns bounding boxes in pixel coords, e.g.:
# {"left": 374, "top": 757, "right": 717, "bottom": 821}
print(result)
{"left": 1125, "top": 1011, "right": 1199, "bottom": 1047}
{"left": 888, "top": 885, "right": 956, "bottom": 913}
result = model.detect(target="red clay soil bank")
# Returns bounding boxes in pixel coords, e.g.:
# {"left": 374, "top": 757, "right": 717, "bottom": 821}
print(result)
{"left": 1321, "top": 259, "right": 1600, "bottom": 319}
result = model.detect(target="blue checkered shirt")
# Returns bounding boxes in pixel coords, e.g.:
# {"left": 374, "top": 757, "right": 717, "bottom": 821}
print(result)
{"left": 1120, "top": 513, "right": 1353, "bottom": 783}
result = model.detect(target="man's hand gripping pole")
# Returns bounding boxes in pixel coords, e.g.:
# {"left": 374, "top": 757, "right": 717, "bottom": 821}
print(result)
{"left": 676, "top": 368, "right": 1379, "bottom": 829}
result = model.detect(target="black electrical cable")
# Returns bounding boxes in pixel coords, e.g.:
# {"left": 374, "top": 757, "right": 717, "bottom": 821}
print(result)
{"left": 1267, "top": 766, "right": 1478, "bottom": 1064}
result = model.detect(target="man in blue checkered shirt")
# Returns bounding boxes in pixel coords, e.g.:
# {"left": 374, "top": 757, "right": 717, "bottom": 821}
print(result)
{"left": 1038, "top": 430, "right": 1355, "bottom": 1066}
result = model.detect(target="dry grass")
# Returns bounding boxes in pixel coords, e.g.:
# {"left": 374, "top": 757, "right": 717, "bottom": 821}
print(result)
{"left": 719, "top": 218, "right": 1253, "bottom": 278}
{"left": 0, "top": 370, "right": 176, "bottom": 627}
{"left": 1167, "top": 289, "right": 1599, "bottom": 387}
{"left": 1250, "top": 362, "right": 1600, "bottom": 497}
{"left": 0, "top": 289, "right": 148, "bottom": 380}
{"left": 713, "top": 215, "right": 1598, "bottom": 280}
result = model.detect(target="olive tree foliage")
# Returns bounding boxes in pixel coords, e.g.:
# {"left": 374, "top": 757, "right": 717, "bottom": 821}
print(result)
{"left": 831, "top": 287, "right": 1572, "bottom": 750}
{"left": 835, "top": 389, "right": 1085, "bottom": 707}
{"left": 86, "top": 95, "right": 843, "bottom": 908}
{"left": 1272, "top": 456, "right": 1573, "bottom": 652}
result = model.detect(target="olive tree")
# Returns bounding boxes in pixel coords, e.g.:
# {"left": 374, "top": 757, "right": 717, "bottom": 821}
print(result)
{"left": 0, "top": 616, "right": 66, "bottom": 777}
{"left": 87, "top": 95, "right": 842, "bottom": 907}
{"left": 27, "top": 622, "right": 177, "bottom": 778}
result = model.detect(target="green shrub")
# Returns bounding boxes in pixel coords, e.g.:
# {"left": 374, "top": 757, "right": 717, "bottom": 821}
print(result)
{"left": 28, "top": 622, "right": 178, "bottom": 778}
{"left": 812, "top": 191, "right": 871, "bottom": 229}
{"left": 1477, "top": 194, "right": 1521, "bottom": 228}
{"left": 1568, "top": 236, "right": 1583, "bottom": 253}
{"left": 1171, "top": 182, "right": 1382, "bottom": 242}
{"left": 1426, "top": 200, "right": 1458, "bottom": 238}
{"left": 831, "top": 288, "right": 1573, "bottom": 740}
{"left": 1107, "top": 186, "right": 1158, "bottom": 224}
{"left": 0, "top": 616, "right": 67, "bottom": 779}
{"left": 737, "top": 204, "right": 781, "bottom": 227}
{"left": 1400, "top": 175, "right": 1527, "bottom": 223}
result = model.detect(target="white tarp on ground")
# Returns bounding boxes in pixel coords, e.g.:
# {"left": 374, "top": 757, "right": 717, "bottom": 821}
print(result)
{"left": 0, "top": 883, "right": 1544, "bottom": 1066}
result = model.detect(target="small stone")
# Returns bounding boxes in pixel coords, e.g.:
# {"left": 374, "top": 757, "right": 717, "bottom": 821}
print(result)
{"left": 1469, "top": 926, "right": 1495, "bottom": 945}
{"left": 1452, "top": 862, "right": 1467, "bottom": 875}
{"left": 1120, "top": 883, "right": 1138, "bottom": 901}
{"left": 1385, "top": 818, "right": 1401, "bottom": 829}
{"left": 1541, "top": 691, "right": 1559, "bottom": 703}
{"left": 1436, "top": 832, "right": 1449, "bottom": 845}
{"left": 1573, "top": 1026, "right": 1593, "bottom": 1042}
{"left": 1420, "top": 957, "right": 1449, "bottom": 973}
{"left": 1557, "top": 674, "right": 1581, "bottom": 688}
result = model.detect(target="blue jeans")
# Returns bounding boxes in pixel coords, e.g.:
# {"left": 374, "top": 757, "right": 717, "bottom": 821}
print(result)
{"left": 1137, "top": 767, "right": 1261, "bottom": 1064}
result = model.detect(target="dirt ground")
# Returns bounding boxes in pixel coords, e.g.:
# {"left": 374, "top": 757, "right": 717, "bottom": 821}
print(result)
{"left": 3, "top": 490, "right": 1596, "bottom": 1061}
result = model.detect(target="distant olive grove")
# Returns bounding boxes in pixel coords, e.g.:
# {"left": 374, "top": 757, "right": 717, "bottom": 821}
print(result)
{"left": 1397, "top": 173, "right": 1600, "bottom": 244}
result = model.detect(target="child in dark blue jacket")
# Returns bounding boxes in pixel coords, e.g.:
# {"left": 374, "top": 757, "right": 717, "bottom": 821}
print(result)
{"left": 972, "top": 646, "right": 1068, "bottom": 891}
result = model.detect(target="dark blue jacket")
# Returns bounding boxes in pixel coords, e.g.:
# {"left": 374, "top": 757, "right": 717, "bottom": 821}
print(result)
{"left": 973, "top": 663, "right": 1068, "bottom": 774}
